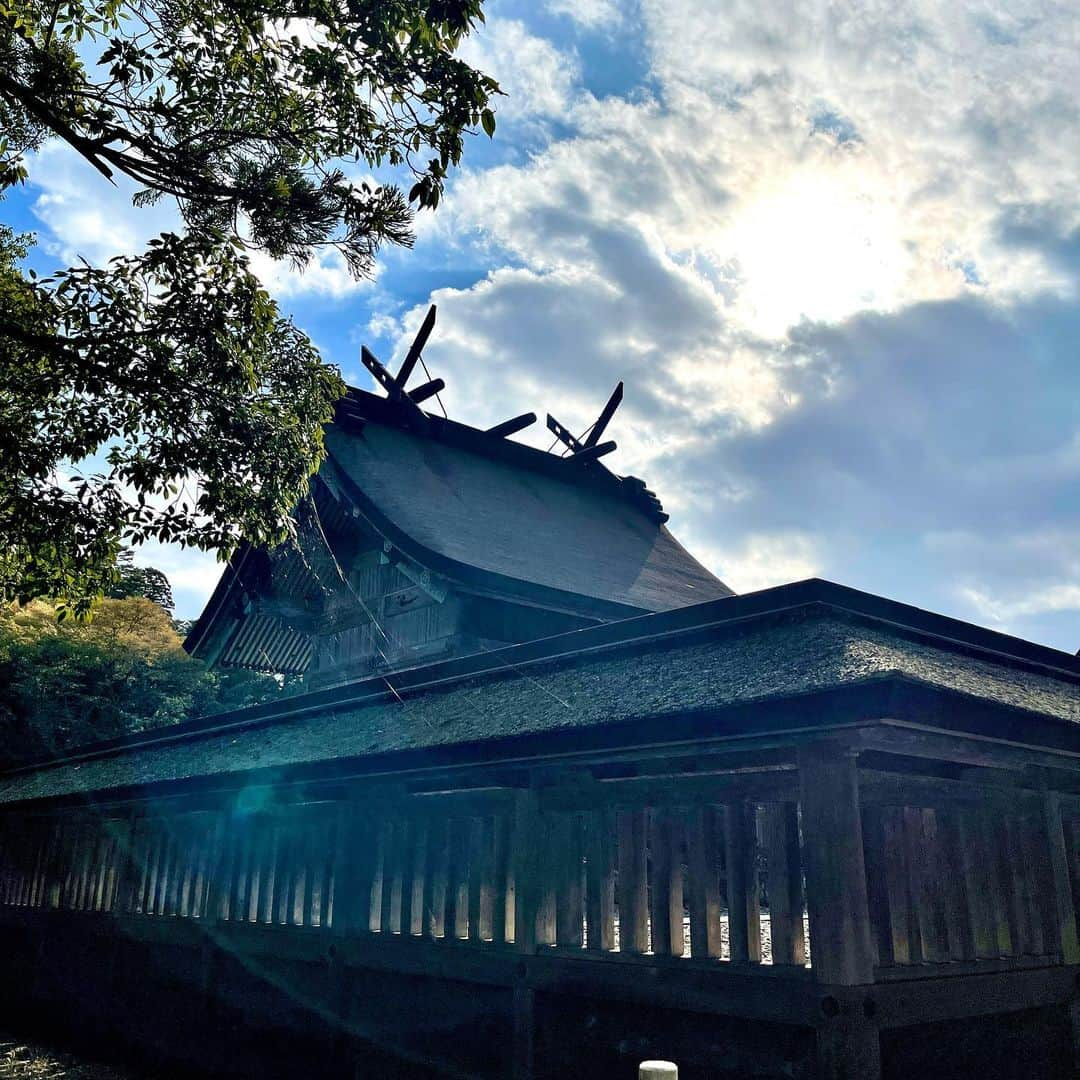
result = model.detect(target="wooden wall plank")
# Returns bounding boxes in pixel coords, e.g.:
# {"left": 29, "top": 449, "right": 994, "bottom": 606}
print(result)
{"left": 984, "top": 806, "right": 1015, "bottom": 956}
{"left": 444, "top": 817, "right": 469, "bottom": 941}
{"left": 936, "top": 809, "right": 976, "bottom": 961}
{"left": 1020, "top": 814, "right": 1050, "bottom": 956}
{"left": 317, "top": 815, "right": 335, "bottom": 928}
{"left": 534, "top": 812, "right": 557, "bottom": 948}
{"left": 956, "top": 809, "right": 996, "bottom": 959}
{"left": 380, "top": 817, "right": 402, "bottom": 935}
{"left": 271, "top": 823, "right": 291, "bottom": 925}
{"left": 1000, "top": 816, "right": 1032, "bottom": 954}
{"left": 330, "top": 796, "right": 373, "bottom": 936}
{"left": 859, "top": 805, "right": 891, "bottom": 967}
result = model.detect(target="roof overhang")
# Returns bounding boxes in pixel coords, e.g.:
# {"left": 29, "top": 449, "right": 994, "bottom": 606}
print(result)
{"left": 6, "top": 578, "right": 1080, "bottom": 810}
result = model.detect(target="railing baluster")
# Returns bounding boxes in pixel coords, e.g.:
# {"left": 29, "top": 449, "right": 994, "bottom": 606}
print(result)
{"left": 725, "top": 802, "right": 761, "bottom": 964}
{"left": 648, "top": 809, "right": 682, "bottom": 958}
{"left": 617, "top": 808, "right": 649, "bottom": 955}
{"left": 491, "top": 814, "right": 510, "bottom": 945}
{"left": 763, "top": 801, "right": 805, "bottom": 966}
{"left": 585, "top": 808, "right": 616, "bottom": 952}
{"left": 686, "top": 805, "right": 722, "bottom": 959}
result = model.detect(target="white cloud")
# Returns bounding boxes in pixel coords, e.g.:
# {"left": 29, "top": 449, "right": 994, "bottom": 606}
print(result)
{"left": 133, "top": 542, "right": 224, "bottom": 598}
{"left": 960, "top": 584, "right": 1080, "bottom": 624}
{"left": 546, "top": 0, "right": 619, "bottom": 30}
{"left": 30, "top": 142, "right": 182, "bottom": 264}
{"left": 695, "top": 532, "right": 823, "bottom": 594}
{"left": 247, "top": 248, "right": 375, "bottom": 299}
{"left": 430, "top": 0, "right": 1080, "bottom": 366}
{"left": 458, "top": 18, "right": 580, "bottom": 122}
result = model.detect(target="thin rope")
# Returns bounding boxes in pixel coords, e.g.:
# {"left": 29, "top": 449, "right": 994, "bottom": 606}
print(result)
{"left": 418, "top": 354, "right": 448, "bottom": 418}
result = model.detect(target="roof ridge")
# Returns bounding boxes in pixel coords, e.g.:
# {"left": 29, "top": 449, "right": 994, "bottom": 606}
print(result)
{"left": 335, "top": 386, "right": 668, "bottom": 522}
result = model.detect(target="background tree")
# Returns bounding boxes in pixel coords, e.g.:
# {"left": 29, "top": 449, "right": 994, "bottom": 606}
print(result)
{"left": 0, "top": 595, "right": 285, "bottom": 765}
{"left": 106, "top": 549, "right": 173, "bottom": 612}
{"left": 0, "top": 0, "right": 498, "bottom": 612}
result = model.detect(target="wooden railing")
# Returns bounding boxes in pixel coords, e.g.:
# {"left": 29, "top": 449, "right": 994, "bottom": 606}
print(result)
{"left": 862, "top": 802, "right": 1055, "bottom": 968}
{"left": 2, "top": 760, "right": 1078, "bottom": 986}
{"left": 0, "top": 775, "right": 811, "bottom": 969}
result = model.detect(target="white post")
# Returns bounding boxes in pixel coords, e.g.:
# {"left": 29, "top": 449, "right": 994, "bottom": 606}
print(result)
{"left": 639, "top": 1063, "right": 677, "bottom": 1080}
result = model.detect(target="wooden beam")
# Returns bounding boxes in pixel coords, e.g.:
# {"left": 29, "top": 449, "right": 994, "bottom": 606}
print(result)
{"left": 584, "top": 808, "right": 615, "bottom": 952}
{"left": 396, "top": 304, "right": 436, "bottom": 387}
{"left": 545, "top": 414, "right": 584, "bottom": 454}
{"left": 616, "top": 808, "right": 649, "bottom": 954}
{"left": 647, "top": 809, "right": 683, "bottom": 958}
{"left": 538, "top": 768, "right": 796, "bottom": 812}
{"left": 486, "top": 413, "right": 536, "bottom": 439}
{"left": 361, "top": 345, "right": 427, "bottom": 424}
{"left": 583, "top": 382, "right": 623, "bottom": 448}
{"left": 859, "top": 768, "right": 1042, "bottom": 810}
{"left": 512, "top": 789, "right": 541, "bottom": 953}
{"left": 361, "top": 345, "right": 401, "bottom": 400}
{"left": 685, "top": 805, "right": 723, "bottom": 959}
{"left": 406, "top": 377, "right": 444, "bottom": 404}
{"left": 857, "top": 722, "right": 1080, "bottom": 773}
{"left": 569, "top": 440, "right": 616, "bottom": 464}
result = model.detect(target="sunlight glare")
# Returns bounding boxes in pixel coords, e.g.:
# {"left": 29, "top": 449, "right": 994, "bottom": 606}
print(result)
{"left": 724, "top": 171, "right": 908, "bottom": 338}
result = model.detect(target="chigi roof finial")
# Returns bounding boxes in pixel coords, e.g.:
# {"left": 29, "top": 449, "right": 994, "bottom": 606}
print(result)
{"left": 355, "top": 311, "right": 633, "bottom": 478}
{"left": 547, "top": 381, "right": 623, "bottom": 465}
{"left": 359, "top": 304, "right": 445, "bottom": 420}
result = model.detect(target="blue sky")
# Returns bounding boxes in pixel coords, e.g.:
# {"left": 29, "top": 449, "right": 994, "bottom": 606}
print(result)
{"left": 9, "top": 0, "right": 1080, "bottom": 651}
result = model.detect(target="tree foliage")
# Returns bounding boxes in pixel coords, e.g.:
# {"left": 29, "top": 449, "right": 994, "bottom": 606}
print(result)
{"left": 0, "top": 596, "right": 283, "bottom": 765}
{"left": 106, "top": 548, "right": 173, "bottom": 611}
{"left": 0, "top": 0, "right": 497, "bottom": 612}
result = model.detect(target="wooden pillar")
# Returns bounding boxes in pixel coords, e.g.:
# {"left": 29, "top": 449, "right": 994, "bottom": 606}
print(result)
{"left": 512, "top": 788, "right": 541, "bottom": 1080}
{"left": 800, "top": 742, "right": 879, "bottom": 1080}
{"left": 331, "top": 793, "right": 373, "bottom": 938}
{"left": 816, "top": 1008, "right": 881, "bottom": 1080}
{"left": 798, "top": 742, "right": 875, "bottom": 986}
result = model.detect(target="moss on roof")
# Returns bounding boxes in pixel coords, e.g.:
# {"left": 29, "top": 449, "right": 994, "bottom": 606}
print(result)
{"left": 2, "top": 607, "right": 1078, "bottom": 807}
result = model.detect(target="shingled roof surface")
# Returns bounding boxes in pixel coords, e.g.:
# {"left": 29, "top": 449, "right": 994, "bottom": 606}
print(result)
{"left": 3, "top": 581, "right": 1079, "bottom": 806}
{"left": 321, "top": 406, "right": 733, "bottom": 614}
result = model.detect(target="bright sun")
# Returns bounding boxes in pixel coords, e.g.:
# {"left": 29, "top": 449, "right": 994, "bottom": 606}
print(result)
{"left": 722, "top": 171, "right": 909, "bottom": 338}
